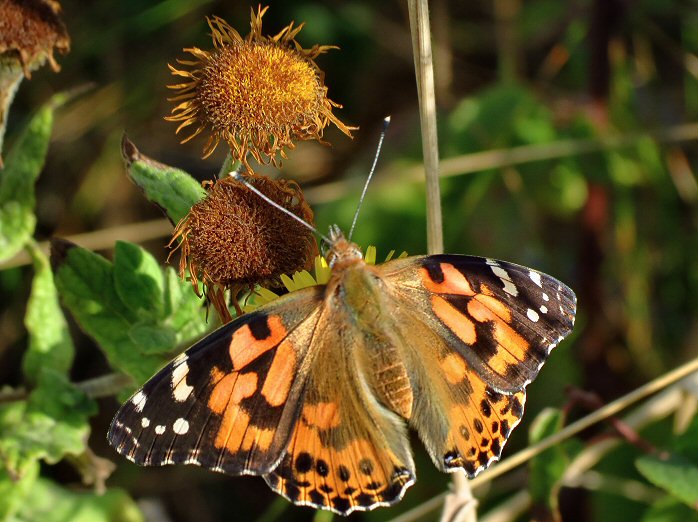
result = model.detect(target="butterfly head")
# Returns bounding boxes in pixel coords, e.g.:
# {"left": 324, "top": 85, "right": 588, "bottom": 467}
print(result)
{"left": 326, "top": 225, "right": 363, "bottom": 268}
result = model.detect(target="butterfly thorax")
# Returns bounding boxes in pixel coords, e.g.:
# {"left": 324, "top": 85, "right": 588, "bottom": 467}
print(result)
{"left": 324, "top": 238, "right": 415, "bottom": 420}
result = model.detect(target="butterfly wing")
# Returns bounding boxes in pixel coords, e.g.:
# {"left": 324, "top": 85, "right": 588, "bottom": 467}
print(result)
{"left": 264, "top": 294, "right": 415, "bottom": 515}
{"left": 378, "top": 254, "right": 576, "bottom": 477}
{"left": 109, "top": 280, "right": 416, "bottom": 516}
{"left": 108, "top": 286, "right": 325, "bottom": 475}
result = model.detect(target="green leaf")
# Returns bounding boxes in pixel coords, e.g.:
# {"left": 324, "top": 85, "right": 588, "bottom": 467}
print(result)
{"left": 51, "top": 240, "right": 164, "bottom": 383}
{"left": 529, "top": 408, "right": 568, "bottom": 514}
{"left": 0, "top": 102, "right": 54, "bottom": 262}
{"left": 15, "top": 478, "right": 144, "bottom": 522}
{"left": 0, "top": 459, "right": 39, "bottom": 521}
{"left": 642, "top": 496, "right": 698, "bottom": 522}
{"left": 128, "top": 322, "right": 177, "bottom": 354}
{"left": 671, "top": 415, "right": 698, "bottom": 462}
{"left": 0, "top": 370, "right": 95, "bottom": 481}
{"left": 52, "top": 240, "right": 208, "bottom": 384}
{"left": 636, "top": 454, "right": 698, "bottom": 508}
{"left": 22, "top": 242, "right": 74, "bottom": 384}
{"left": 163, "top": 265, "right": 209, "bottom": 340}
{"left": 122, "top": 135, "right": 206, "bottom": 224}
{"left": 113, "top": 240, "right": 165, "bottom": 319}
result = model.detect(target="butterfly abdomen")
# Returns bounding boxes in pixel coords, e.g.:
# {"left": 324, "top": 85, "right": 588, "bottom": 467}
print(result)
{"left": 363, "top": 333, "right": 413, "bottom": 419}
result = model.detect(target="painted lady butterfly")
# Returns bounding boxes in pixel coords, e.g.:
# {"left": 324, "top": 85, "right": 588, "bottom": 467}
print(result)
{"left": 108, "top": 225, "right": 576, "bottom": 515}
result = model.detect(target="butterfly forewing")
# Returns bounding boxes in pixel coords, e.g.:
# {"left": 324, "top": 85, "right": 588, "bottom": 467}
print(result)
{"left": 108, "top": 287, "right": 323, "bottom": 475}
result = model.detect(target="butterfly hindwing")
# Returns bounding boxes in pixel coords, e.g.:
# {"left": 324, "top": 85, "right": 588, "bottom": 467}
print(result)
{"left": 108, "top": 286, "right": 324, "bottom": 475}
{"left": 264, "top": 295, "right": 416, "bottom": 515}
{"left": 377, "top": 254, "right": 576, "bottom": 476}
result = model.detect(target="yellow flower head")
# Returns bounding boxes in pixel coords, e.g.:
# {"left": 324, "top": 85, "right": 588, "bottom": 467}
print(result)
{"left": 166, "top": 6, "right": 354, "bottom": 166}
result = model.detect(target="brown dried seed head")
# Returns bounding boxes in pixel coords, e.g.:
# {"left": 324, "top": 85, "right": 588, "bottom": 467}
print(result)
{"left": 172, "top": 172, "right": 318, "bottom": 317}
{"left": 0, "top": 0, "right": 70, "bottom": 76}
{"left": 166, "top": 5, "right": 354, "bottom": 166}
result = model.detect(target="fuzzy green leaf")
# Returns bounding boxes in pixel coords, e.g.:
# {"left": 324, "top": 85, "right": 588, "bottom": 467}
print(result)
{"left": 0, "top": 370, "right": 95, "bottom": 481}
{"left": 52, "top": 240, "right": 208, "bottom": 385}
{"left": 113, "top": 240, "right": 165, "bottom": 319}
{"left": 122, "top": 135, "right": 206, "bottom": 224}
{"left": 0, "top": 459, "right": 39, "bottom": 521}
{"left": 636, "top": 454, "right": 698, "bottom": 508}
{"left": 163, "top": 265, "right": 209, "bottom": 340}
{"left": 642, "top": 496, "right": 698, "bottom": 522}
{"left": 529, "top": 408, "right": 568, "bottom": 513}
{"left": 22, "top": 242, "right": 74, "bottom": 384}
{"left": 50, "top": 240, "right": 160, "bottom": 383}
{"left": 0, "top": 103, "right": 53, "bottom": 262}
{"left": 15, "top": 478, "right": 144, "bottom": 522}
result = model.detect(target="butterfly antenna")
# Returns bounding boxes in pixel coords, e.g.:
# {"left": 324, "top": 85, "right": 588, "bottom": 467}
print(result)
{"left": 230, "top": 171, "right": 330, "bottom": 244}
{"left": 348, "top": 116, "right": 391, "bottom": 241}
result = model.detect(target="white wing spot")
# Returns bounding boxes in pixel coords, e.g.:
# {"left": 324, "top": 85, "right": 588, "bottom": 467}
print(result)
{"left": 491, "top": 266, "right": 509, "bottom": 280}
{"left": 131, "top": 391, "right": 147, "bottom": 412}
{"left": 172, "top": 361, "right": 194, "bottom": 402}
{"left": 503, "top": 280, "right": 519, "bottom": 296}
{"left": 173, "top": 418, "right": 190, "bottom": 435}
{"left": 529, "top": 271, "right": 543, "bottom": 288}
{"left": 543, "top": 292, "right": 550, "bottom": 301}
{"left": 485, "top": 258, "right": 499, "bottom": 266}
{"left": 155, "top": 425, "right": 166, "bottom": 435}
{"left": 141, "top": 417, "right": 150, "bottom": 428}
{"left": 540, "top": 305, "right": 548, "bottom": 314}
{"left": 491, "top": 265, "right": 519, "bottom": 296}
{"left": 527, "top": 308, "right": 540, "bottom": 322}
{"left": 174, "top": 352, "right": 188, "bottom": 364}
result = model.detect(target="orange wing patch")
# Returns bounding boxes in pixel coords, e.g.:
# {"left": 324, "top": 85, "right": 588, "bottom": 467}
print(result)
{"left": 432, "top": 295, "right": 477, "bottom": 345}
{"left": 229, "top": 316, "right": 288, "bottom": 370}
{"left": 442, "top": 367, "right": 526, "bottom": 477}
{"left": 421, "top": 263, "right": 475, "bottom": 296}
{"left": 302, "top": 402, "right": 341, "bottom": 430}
{"left": 261, "top": 339, "right": 296, "bottom": 407}
{"left": 265, "top": 411, "right": 413, "bottom": 515}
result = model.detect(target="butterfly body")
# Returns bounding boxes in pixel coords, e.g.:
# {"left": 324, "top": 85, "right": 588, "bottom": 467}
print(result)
{"left": 109, "top": 229, "right": 576, "bottom": 515}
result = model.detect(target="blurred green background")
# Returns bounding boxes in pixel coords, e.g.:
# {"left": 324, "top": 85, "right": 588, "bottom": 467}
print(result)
{"left": 3, "top": 0, "right": 698, "bottom": 521}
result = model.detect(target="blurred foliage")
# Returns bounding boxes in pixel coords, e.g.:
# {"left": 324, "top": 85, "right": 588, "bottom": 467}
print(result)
{"left": 1, "top": 0, "right": 698, "bottom": 521}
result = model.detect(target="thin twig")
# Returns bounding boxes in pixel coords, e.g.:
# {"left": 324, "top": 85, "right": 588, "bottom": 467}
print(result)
{"left": 0, "top": 373, "right": 133, "bottom": 405}
{"left": 75, "top": 372, "right": 134, "bottom": 398}
{"left": 408, "top": 0, "right": 444, "bottom": 256}
{"left": 0, "top": 218, "right": 172, "bottom": 270}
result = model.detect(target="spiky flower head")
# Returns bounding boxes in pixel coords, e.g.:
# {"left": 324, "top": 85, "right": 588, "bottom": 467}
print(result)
{"left": 166, "top": 6, "right": 354, "bottom": 166}
{"left": 171, "top": 171, "right": 318, "bottom": 321}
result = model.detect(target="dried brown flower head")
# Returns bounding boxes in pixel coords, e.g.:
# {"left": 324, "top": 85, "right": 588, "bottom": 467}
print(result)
{"left": 171, "top": 172, "right": 318, "bottom": 321}
{"left": 0, "top": 0, "right": 69, "bottom": 76}
{"left": 0, "top": 0, "right": 69, "bottom": 164}
{"left": 166, "top": 6, "right": 354, "bottom": 166}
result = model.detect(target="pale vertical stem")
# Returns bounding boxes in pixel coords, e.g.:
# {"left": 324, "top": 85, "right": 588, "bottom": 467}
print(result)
{"left": 408, "top": 0, "right": 444, "bottom": 255}
{"left": 493, "top": 0, "right": 522, "bottom": 83}
{"left": 408, "top": 0, "right": 471, "bottom": 520}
